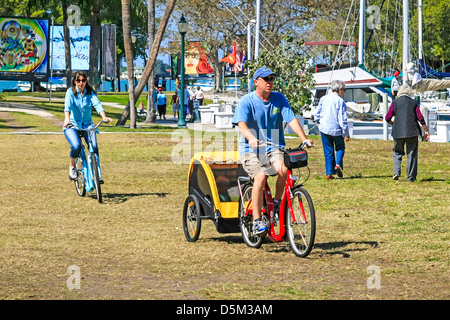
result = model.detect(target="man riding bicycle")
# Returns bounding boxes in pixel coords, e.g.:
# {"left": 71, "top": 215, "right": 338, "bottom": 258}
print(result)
{"left": 232, "top": 67, "right": 313, "bottom": 235}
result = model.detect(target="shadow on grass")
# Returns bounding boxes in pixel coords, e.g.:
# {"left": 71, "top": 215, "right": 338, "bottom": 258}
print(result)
{"left": 204, "top": 236, "right": 379, "bottom": 258}
{"left": 314, "top": 241, "right": 379, "bottom": 258}
{"left": 343, "top": 174, "right": 392, "bottom": 180}
{"left": 98, "top": 192, "right": 169, "bottom": 203}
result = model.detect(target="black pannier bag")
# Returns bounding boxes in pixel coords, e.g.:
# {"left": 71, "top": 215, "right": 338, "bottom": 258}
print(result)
{"left": 283, "top": 147, "right": 308, "bottom": 169}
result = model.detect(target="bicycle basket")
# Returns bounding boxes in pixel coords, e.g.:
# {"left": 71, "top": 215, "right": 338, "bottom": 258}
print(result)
{"left": 284, "top": 148, "right": 308, "bottom": 169}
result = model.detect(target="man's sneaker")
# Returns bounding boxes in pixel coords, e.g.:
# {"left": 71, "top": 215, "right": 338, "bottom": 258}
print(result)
{"left": 69, "top": 167, "right": 77, "bottom": 180}
{"left": 393, "top": 174, "right": 400, "bottom": 181}
{"left": 253, "top": 217, "right": 268, "bottom": 236}
{"left": 335, "top": 165, "right": 343, "bottom": 178}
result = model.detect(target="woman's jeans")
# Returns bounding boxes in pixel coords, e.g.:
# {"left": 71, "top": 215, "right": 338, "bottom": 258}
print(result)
{"left": 64, "top": 127, "right": 99, "bottom": 159}
{"left": 320, "top": 132, "right": 345, "bottom": 175}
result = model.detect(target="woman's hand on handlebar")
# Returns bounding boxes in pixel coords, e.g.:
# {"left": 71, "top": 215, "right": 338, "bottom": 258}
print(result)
{"left": 102, "top": 117, "right": 113, "bottom": 124}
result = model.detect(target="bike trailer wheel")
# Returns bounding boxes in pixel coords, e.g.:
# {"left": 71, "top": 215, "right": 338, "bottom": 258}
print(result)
{"left": 182, "top": 195, "right": 202, "bottom": 242}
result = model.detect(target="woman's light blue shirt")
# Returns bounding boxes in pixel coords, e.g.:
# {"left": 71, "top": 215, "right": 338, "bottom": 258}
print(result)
{"left": 64, "top": 87, "right": 104, "bottom": 129}
{"left": 314, "top": 92, "right": 349, "bottom": 137}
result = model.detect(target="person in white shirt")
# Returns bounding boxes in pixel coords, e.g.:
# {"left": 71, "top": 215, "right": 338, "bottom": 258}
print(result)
{"left": 391, "top": 71, "right": 402, "bottom": 99}
{"left": 195, "top": 86, "right": 204, "bottom": 106}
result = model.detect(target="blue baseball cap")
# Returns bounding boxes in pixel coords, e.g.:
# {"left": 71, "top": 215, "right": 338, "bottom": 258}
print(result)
{"left": 253, "top": 67, "right": 277, "bottom": 81}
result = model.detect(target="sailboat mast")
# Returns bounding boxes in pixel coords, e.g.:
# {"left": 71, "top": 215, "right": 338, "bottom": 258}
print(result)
{"left": 358, "top": 0, "right": 365, "bottom": 65}
{"left": 418, "top": 0, "right": 423, "bottom": 61}
{"left": 403, "top": 0, "right": 409, "bottom": 82}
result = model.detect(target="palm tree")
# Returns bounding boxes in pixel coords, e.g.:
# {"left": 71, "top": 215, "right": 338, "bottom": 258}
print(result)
{"left": 121, "top": 0, "right": 137, "bottom": 128}
{"left": 116, "top": 0, "right": 177, "bottom": 127}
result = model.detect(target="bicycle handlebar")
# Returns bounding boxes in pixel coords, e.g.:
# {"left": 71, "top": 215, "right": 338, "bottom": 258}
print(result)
{"left": 258, "top": 140, "right": 313, "bottom": 152}
{"left": 66, "top": 120, "right": 108, "bottom": 132}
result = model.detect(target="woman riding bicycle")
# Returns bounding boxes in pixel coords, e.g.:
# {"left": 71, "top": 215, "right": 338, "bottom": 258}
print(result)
{"left": 63, "top": 71, "right": 113, "bottom": 181}
{"left": 232, "top": 67, "right": 313, "bottom": 236}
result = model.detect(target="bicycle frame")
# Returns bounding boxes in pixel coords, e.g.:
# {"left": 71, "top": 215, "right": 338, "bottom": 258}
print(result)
{"left": 240, "top": 141, "right": 311, "bottom": 243}
{"left": 71, "top": 122, "right": 103, "bottom": 193}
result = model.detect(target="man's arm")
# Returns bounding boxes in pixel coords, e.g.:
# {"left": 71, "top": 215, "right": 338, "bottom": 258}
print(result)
{"left": 288, "top": 118, "right": 313, "bottom": 146}
{"left": 237, "top": 121, "right": 259, "bottom": 148}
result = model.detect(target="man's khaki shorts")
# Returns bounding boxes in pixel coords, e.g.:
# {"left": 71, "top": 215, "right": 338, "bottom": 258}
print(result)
{"left": 241, "top": 150, "right": 285, "bottom": 178}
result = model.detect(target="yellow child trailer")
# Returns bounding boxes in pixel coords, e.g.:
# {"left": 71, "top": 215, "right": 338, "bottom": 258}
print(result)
{"left": 182, "top": 151, "right": 247, "bottom": 242}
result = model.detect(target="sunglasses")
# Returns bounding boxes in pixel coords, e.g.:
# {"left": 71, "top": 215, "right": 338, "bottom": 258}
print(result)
{"left": 76, "top": 79, "right": 87, "bottom": 83}
{"left": 260, "top": 76, "right": 275, "bottom": 82}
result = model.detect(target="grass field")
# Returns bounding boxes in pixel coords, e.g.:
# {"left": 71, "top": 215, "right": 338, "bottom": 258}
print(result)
{"left": 0, "top": 94, "right": 449, "bottom": 300}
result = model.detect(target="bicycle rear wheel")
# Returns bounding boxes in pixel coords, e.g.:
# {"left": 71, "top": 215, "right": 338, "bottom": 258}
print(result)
{"left": 286, "top": 186, "right": 316, "bottom": 258}
{"left": 238, "top": 184, "right": 265, "bottom": 249}
{"left": 90, "top": 154, "right": 102, "bottom": 203}
{"left": 74, "top": 157, "right": 86, "bottom": 197}
{"left": 182, "top": 195, "right": 202, "bottom": 242}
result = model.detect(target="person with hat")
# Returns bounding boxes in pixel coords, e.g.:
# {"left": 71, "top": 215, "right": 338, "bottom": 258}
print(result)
{"left": 232, "top": 67, "right": 313, "bottom": 236}
{"left": 156, "top": 87, "right": 167, "bottom": 120}
{"left": 391, "top": 70, "right": 402, "bottom": 99}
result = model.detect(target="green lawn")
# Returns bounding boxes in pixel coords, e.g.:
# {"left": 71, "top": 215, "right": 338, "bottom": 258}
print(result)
{"left": 0, "top": 94, "right": 449, "bottom": 300}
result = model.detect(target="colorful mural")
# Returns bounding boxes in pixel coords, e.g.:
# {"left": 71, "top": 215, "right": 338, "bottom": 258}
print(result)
{"left": 0, "top": 17, "right": 49, "bottom": 81}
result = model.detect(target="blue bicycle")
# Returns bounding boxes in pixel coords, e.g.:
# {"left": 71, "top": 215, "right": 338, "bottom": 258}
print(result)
{"left": 68, "top": 120, "right": 106, "bottom": 203}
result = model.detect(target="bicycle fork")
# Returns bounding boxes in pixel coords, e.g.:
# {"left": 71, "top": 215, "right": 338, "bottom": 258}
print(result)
{"left": 81, "top": 149, "right": 95, "bottom": 192}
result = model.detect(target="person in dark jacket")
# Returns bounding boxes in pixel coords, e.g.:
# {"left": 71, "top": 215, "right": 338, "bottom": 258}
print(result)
{"left": 385, "top": 85, "right": 429, "bottom": 182}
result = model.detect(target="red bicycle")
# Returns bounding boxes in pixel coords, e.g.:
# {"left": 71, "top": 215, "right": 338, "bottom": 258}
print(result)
{"left": 238, "top": 141, "right": 316, "bottom": 258}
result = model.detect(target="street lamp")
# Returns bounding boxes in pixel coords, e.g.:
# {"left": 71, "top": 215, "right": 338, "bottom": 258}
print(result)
{"left": 177, "top": 15, "right": 188, "bottom": 128}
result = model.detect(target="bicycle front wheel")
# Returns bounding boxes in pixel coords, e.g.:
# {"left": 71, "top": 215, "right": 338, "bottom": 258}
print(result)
{"left": 238, "top": 184, "right": 265, "bottom": 249}
{"left": 90, "top": 154, "right": 102, "bottom": 203}
{"left": 74, "top": 157, "right": 86, "bottom": 197}
{"left": 286, "top": 186, "right": 316, "bottom": 258}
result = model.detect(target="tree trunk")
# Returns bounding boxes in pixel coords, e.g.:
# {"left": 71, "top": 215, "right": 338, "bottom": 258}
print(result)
{"left": 62, "top": 0, "right": 72, "bottom": 87}
{"left": 121, "top": 0, "right": 136, "bottom": 129}
{"left": 145, "top": 0, "right": 157, "bottom": 123}
{"left": 209, "top": 50, "right": 223, "bottom": 93}
{"left": 116, "top": 0, "right": 177, "bottom": 126}
{"left": 89, "top": 0, "right": 101, "bottom": 92}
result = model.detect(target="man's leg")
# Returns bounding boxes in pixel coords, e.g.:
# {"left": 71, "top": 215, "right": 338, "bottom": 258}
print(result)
{"left": 251, "top": 172, "right": 266, "bottom": 220}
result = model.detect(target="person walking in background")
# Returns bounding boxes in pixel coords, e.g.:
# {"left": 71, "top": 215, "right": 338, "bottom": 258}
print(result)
{"left": 314, "top": 79, "right": 350, "bottom": 180}
{"left": 385, "top": 84, "right": 429, "bottom": 182}
{"left": 156, "top": 87, "right": 167, "bottom": 120}
{"left": 184, "top": 86, "right": 191, "bottom": 116}
{"left": 195, "top": 86, "right": 204, "bottom": 106}
{"left": 391, "top": 70, "right": 402, "bottom": 99}
{"left": 171, "top": 86, "right": 180, "bottom": 122}
{"left": 187, "top": 86, "right": 194, "bottom": 116}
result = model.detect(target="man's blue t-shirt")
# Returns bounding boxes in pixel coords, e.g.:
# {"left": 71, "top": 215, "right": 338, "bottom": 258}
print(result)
{"left": 232, "top": 91, "right": 295, "bottom": 155}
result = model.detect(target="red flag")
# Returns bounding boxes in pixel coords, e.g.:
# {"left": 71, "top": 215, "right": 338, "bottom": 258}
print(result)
{"left": 220, "top": 41, "right": 237, "bottom": 65}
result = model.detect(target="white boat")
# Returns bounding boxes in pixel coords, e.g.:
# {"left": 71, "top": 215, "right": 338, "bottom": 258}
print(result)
{"left": 18, "top": 81, "right": 66, "bottom": 92}
{"left": 305, "top": 64, "right": 390, "bottom": 120}
{"left": 18, "top": 81, "right": 31, "bottom": 92}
